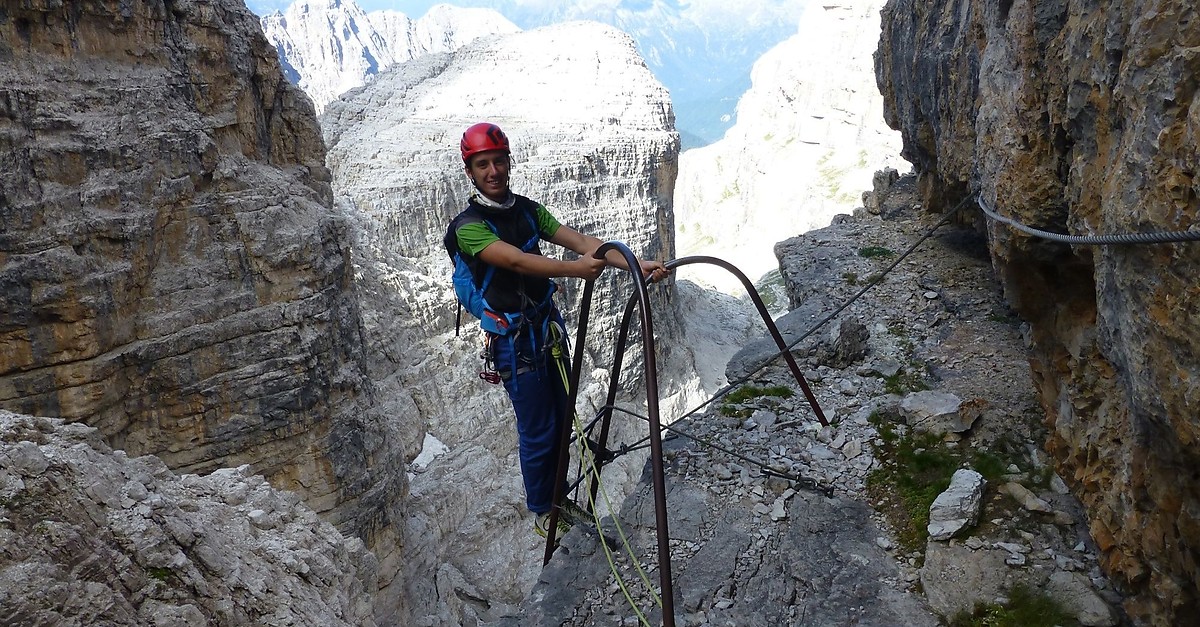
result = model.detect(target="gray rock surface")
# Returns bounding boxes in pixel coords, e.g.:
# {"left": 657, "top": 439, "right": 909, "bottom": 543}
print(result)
{"left": 0, "top": 0, "right": 404, "bottom": 598}
{"left": 496, "top": 483, "right": 940, "bottom": 627}
{"left": 674, "top": 0, "right": 906, "bottom": 293}
{"left": 927, "top": 469, "right": 986, "bottom": 541}
{"left": 901, "top": 390, "right": 972, "bottom": 435}
{"left": 261, "top": 0, "right": 520, "bottom": 112}
{"left": 0, "top": 411, "right": 377, "bottom": 626}
{"left": 877, "top": 1, "right": 1200, "bottom": 621}
{"left": 492, "top": 175, "right": 1122, "bottom": 626}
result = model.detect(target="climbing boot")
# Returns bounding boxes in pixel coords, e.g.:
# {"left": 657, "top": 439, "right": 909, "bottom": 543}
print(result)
{"left": 534, "top": 512, "right": 572, "bottom": 541}
{"left": 558, "top": 498, "right": 592, "bottom": 527}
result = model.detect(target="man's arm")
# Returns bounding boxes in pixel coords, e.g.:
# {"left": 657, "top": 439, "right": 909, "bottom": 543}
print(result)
{"left": 476, "top": 238, "right": 606, "bottom": 280}
{"left": 549, "top": 225, "right": 671, "bottom": 282}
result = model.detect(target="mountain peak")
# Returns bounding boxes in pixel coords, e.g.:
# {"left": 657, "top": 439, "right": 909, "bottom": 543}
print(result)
{"left": 260, "top": 0, "right": 518, "bottom": 112}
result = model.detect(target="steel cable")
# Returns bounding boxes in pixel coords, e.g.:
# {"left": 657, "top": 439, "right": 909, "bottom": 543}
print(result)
{"left": 649, "top": 195, "right": 975, "bottom": 440}
{"left": 978, "top": 194, "right": 1200, "bottom": 245}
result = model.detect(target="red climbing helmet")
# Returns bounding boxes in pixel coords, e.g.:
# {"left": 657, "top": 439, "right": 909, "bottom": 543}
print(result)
{"left": 460, "top": 122, "right": 510, "bottom": 163}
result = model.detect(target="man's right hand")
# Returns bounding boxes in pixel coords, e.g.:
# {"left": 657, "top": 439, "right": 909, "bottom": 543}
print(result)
{"left": 573, "top": 255, "right": 607, "bottom": 280}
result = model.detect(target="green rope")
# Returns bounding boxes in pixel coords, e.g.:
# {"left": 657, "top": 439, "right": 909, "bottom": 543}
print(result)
{"left": 549, "top": 323, "right": 661, "bottom": 624}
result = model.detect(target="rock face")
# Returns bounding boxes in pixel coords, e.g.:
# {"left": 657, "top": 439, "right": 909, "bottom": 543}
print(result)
{"left": 0, "top": 0, "right": 403, "bottom": 610}
{"left": 0, "top": 4, "right": 761, "bottom": 624}
{"left": 320, "top": 21, "right": 741, "bottom": 625}
{"left": 493, "top": 179, "right": 1121, "bottom": 625}
{"left": 504, "top": 485, "right": 940, "bottom": 627}
{"left": 877, "top": 1, "right": 1200, "bottom": 623}
{"left": 260, "top": 0, "right": 519, "bottom": 112}
{"left": 674, "top": 1, "right": 906, "bottom": 293}
{"left": 0, "top": 410, "right": 377, "bottom": 626}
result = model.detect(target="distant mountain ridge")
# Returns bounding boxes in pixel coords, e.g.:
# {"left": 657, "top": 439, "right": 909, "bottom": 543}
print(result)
{"left": 255, "top": 0, "right": 808, "bottom": 146}
{"left": 674, "top": 1, "right": 905, "bottom": 293}
{"left": 480, "top": 0, "right": 809, "bottom": 147}
{"left": 260, "top": 0, "right": 519, "bottom": 112}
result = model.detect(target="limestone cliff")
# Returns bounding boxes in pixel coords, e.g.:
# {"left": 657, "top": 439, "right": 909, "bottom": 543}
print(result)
{"left": 318, "top": 21, "right": 734, "bottom": 623}
{"left": 0, "top": 410, "right": 377, "bottom": 626}
{"left": 674, "top": 0, "right": 906, "bottom": 294}
{"left": 876, "top": 1, "right": 1200, "bottom": 623}
{"left": 0, "top": 0, "right": 404, "bottom": 606}
{"left": 260, "top": 0, "right": 519, "bottom": 113}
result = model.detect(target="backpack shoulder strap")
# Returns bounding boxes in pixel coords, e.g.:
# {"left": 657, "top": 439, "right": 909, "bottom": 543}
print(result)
{"left": 511, "top": 196, "right": 543, "bottom": 252}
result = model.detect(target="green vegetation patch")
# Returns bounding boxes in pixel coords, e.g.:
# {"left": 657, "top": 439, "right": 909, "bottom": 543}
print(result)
{"left": 882, "top": 370, "right": 930, "bottom": 395}
{"left": 866, "top": 417, "right": 958, "bottom": 555}
{"left": 754, "top": 269, "right": 786, "bottom": 314}
{"left": 147, "top": 567, "right": 174, "bottom": 583}
{"left": 866, "top": 411, "right": 1016, "bottom": 558}
{"left": 950, "top": 583, "right": 1077, "bottom": 627}
{"left": 719, "top": 385, "right": 793, "bottom": 418}
{"left": 970, "top": 449, "right": 1010, "bottom": 483}
{"left": 718, "top": 405, "right": 754, "bottom": 418}
{"left": 858, "top": 245, "right": 895, "bottom": 259}
{"left": 725, "top": 385, "right": 793, "bottom": 404}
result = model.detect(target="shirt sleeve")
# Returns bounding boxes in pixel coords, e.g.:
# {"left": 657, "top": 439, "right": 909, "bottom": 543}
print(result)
{"left": 457, "top": 204, "right": 563, "bottom": 257}
{"left": 535, "top": 203, "right": 562, "bottom": 239}
{"left": 456, "top": 221, "right": 499, "bottom": 257}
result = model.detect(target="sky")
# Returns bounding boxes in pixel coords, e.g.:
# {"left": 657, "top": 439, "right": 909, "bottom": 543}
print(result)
{"left": 248, "top": 1, "right": 437, "bottom": 16}
{"left": 247, "top": 1, "right": 573, "bottom": 18}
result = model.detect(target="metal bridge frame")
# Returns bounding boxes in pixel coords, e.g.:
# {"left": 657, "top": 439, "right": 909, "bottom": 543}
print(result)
{"left": 541, "top": 247, "right": 828, "bottom": 627}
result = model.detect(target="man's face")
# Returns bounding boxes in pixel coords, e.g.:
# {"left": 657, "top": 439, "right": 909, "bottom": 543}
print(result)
{"left": 467, "top": 150, "right": 511, "bottom": 202}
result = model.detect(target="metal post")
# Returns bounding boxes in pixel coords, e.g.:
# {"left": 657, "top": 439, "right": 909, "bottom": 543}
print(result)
{"left": 544, "top": 251, "right": 831, "bottom": 626}
{"left": 542, "top": 277, "right": 596, "bottom": 565}
{"left": 663, "top": 256, "right": 827, "bottom": 426}
{"left": 586, "top": 296, "right": 639, "bottom": 510}
{"left": 542, "top": 242, "right": 676, "bottom": 627}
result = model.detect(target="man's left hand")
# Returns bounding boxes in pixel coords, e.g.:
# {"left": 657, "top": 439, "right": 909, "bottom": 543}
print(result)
{"left": 640, "top": 260, "right": 671, "bottom": 283}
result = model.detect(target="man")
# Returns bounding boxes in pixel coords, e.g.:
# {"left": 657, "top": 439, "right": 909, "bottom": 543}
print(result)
{"left": 448, "top": 122, "right": 670, "bottom": 540}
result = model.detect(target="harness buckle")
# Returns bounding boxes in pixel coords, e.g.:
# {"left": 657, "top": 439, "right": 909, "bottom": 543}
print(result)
{"left": 479, "top": 334, "right": 502, "bottom": 385}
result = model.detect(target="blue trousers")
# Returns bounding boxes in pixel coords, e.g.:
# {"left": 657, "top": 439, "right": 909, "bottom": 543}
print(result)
{"left": 491, "top": 314, "right": 571, "bottom": 515}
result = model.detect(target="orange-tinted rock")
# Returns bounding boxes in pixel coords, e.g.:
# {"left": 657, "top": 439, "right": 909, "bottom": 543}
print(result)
{"left": 0, "top": 0, "right": 405, "bottom": 602}
{"left": 878, "top": 1, "right": 1200, "bottom": 623}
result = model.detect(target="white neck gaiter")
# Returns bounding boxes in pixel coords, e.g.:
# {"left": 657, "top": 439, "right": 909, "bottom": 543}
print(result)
{"left": 473, "top": 191, "right": 516, "bottom": 209}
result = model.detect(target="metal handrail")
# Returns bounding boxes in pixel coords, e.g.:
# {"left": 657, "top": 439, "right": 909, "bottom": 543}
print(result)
{"left": 542, "top": 250, "right": 832, "bottom": 626}
{"left": 542, "top": 241, "right": 676, "bottom": 626}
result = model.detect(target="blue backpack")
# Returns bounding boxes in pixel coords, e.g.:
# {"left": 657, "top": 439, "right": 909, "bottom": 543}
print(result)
{"left": 443, "top": 205, "right": 555, "bottom": 336}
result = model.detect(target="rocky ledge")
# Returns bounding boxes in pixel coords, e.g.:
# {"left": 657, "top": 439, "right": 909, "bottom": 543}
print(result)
{"left": 489, "top": 174, "right": 1125, "bottom": 626}
{"left": 0, "top": 410, "right": 376, "bottom": 626}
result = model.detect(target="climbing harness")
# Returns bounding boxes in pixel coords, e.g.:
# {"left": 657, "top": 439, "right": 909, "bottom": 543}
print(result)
{"left": 478, "top": 335, "right": 501, "bottom": 384}
{"left": 444, "top": 200, "right": 556, "bottom": 337}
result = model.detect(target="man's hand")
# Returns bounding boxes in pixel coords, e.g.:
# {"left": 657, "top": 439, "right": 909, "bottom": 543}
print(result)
{"left": 640, "top": 260, "right": 671, "bottom": 283}
{"left": 573, "top": 255, "right": 607, "bottom": 280}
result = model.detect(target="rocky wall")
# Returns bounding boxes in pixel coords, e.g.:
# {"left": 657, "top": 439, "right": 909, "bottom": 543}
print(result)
{"left": 0, "top": 410, "right": 378, "bottom": 626}
{"left": 318, "top": 22, "right": 695, "bottom": 623}
{"left": 876, "top": 1, "right": 1199, "bottom": 623}
{"left": 0, "top": 0, "right": 405, "bottom": 593}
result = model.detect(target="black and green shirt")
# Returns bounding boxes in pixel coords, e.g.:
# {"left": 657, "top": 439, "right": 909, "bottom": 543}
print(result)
{"left": 452, "top": 194, "right": 562, "bottom": 314}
